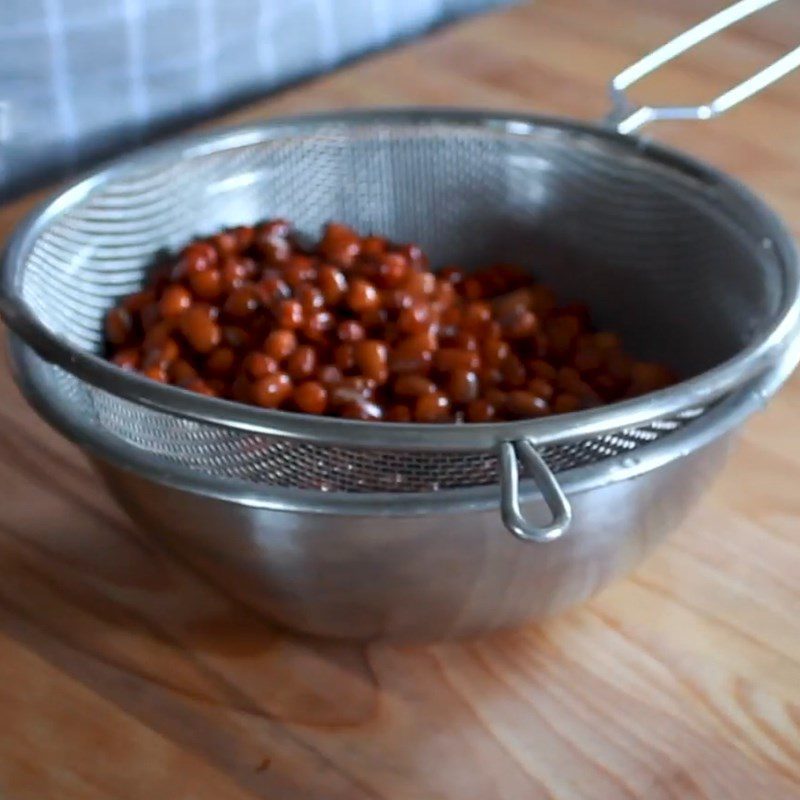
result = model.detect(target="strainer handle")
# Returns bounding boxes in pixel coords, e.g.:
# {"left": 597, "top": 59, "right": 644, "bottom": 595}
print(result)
{"left": 499, "top": 440, "right": 572, "bottom": 543}
{"left": 607, "top": 0, "right": 800, "bottom": 134}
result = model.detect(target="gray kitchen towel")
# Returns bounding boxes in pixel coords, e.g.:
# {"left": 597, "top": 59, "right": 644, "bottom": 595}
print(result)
{"left": 0, "top": 0, "right": 510, "bottom": 199}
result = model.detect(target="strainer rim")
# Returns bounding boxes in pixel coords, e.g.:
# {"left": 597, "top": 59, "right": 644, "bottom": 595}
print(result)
{"left": 2, "top": 107, "right": 799, "bottom": 451}
{"left": 10, "top": 334, "right": 798, "bottom": 515}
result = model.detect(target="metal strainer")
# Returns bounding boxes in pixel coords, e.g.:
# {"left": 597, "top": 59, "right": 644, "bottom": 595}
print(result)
{"left": 2, "top": 1, "right": 800, "bottom": 639}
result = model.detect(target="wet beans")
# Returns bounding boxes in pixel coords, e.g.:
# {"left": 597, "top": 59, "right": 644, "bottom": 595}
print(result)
{"left": 105, "top": 220, "right": 675, "bottom": 421}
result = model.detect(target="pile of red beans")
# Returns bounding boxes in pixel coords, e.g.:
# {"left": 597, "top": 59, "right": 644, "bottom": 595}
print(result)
{"left": 105, "top": 220, "right": 674, "bottom": 423}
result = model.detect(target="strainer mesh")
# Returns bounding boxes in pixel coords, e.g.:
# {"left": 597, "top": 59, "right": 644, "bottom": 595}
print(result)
{"left": 11, "top": 116, "right": 783, "bottom": 493}
{"left": 40, "top": 358, "right": 702, "bottom": 492}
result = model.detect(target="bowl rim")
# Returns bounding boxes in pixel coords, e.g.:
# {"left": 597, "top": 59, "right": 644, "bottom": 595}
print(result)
{"left": 1, "top": 107, "right": 799, "bottom": 451}
{"left": 9, "top": 332, "right": 798, "bottom": 516}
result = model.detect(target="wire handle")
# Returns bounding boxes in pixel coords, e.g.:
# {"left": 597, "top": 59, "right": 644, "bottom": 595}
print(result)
{"left": 607, "top": 0, "right": 800, "bottom": 134}
{"left": 499, "top": 440, "right": 572, "bottom": 543}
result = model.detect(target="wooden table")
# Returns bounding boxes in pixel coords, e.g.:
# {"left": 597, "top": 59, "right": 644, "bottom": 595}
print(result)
{"left": 1, "top": 1, "right": 799, "bottom": 797}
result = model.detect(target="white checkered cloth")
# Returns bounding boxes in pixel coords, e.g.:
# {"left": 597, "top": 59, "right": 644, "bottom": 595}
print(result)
{"left": 0, "top": 0, "right": 509, "bottom": 199}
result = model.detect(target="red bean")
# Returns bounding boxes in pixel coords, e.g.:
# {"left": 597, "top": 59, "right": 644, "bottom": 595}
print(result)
{"left": 404, "top": 271, "right": 436, "bottom": 298}
{"left": 318, "top": 265, "right": 347, "bottom": 305}
{"left": 434, "top": 348, "right": 480, "bottom": 372}
{"left": 140, "top": 302, "right": 162, "bottom": 331}
{"left": 251, "top": 372, "right": 293, "bottom": 408}
{"left": 337, "top": 319, "right": 366, "bottom": 342}
{"left": 484, "top": 387, "right": 507, "bottom": 409}
{"left": 437, "top": 266, "right": 461, "bottom": 284}
{"left": 224, "top": 285, "right": 260, "bottom": 318}
{"left": 112, "top": 347, "right": 140, "bottom": 370}
{"left": 105, "top": 307, "right": 133, "bottom": 345}
{"left": 553, "top": 393, "right": 581, "bottom": 414}
{"left": 159, "top": 285, "right": 192, "bottom": 318}
{"left": 462, "top": 301, "right": 492, "bottom": 330}
{"left": 257, "top": 275, "right": 290, "bottom": 305}
{"left": 573, "top": 335, "right": 603, "bottom": 373}
{"left": 501, "top": 309, "right": 538, "bottom": 339}
{"left": 335, "top": 343, "right": 356, "bottom": 372}
{"left": 170, "top": 359, "right": 197, "bottom": 384}
{"left": 528, "top": 285, "right": 557, "bottom": 313}
{"left": 557, "top": 366, "right": 583, "bottom": 392}
{"left": 284, "top": 255, "right": 318, "bottom": 287}
{"left": 293, "top": 381, "right": 328, "bottom": 415}
{"left": 355, "top": 340, "right": 389, "bottom": 383}
{"left": 296, "top": 282, "right": 325, "bottom": 312}
{"left": 347, "top": 278, "right": 380, "bottom": 313}
{"left": 180, "top": 305, "right": 221, "bottom": 353}
{"left": 448, "top": 369, "right": 479, "bottom": 403}
{"left": 287, "top": 345, "right": 317, "bottom": 380}
{"left": 478, "top": 365, "right": 503, "bottom": 388}
{"left": 122, "top": 289, "right": 155, "bottom": 313}
{"left": 142, "top": 364, "right": 168, "bottom": 383}
{"left": 221, "top": 256, "right": 255, "bottom": 292}
{"left": 319, "top": 223, "right": 361, "bottom": 267}
{"left": 398, "top": 302, "right": 433, "bottom": 335}
{"left": 211, "top": 231, "right": 238, "bottom": 258}
{"left": 243, "top": 352, "right": 279, "bottom": 379}
{"left": 255, "top": 221, "right": 291, "bottom": 264}
{"left": 106, "top": 219, "right": 674, "bottom": 420}
{"left": 394, "top": 374, "right": 436, "bottom": 398}
{"left": 529, "top": 358, "right": 557, "bottom": 382}
{"left": 390, "top": 336, "right": 433, "bottom": 374}
{"left": 189, "top": 268, "right": 222, "bottom": 301}
{"left": 264, "top": 329, "right": 297, "bottom": 361}
{"left": 233, "top": 225, "right": 255, "bottom": 250}
{"left": 527, "top": 377, "right": 554, "bottom": 401}
{"left": 223, "top": 325, "right": 251, "bottom": 350}
{"left": 182, "top": 241, "right": 217, "bottom": 274}
{"left": 359, "top": 307, "right": 389, "bottom": 331}
{"left": 361, "top": 235, "right": 387, "bottom": 259}
{"left": 386, "top": 404, "right": 412, "bottom": 422}
{"left": 230, "top": 374, "right": 251, "bottom": 402}
{"left": 396, "top": 243, "right": 425, "bottom": 269}
{"left": 303, "top": 310, "right": 335, "bottom": 343}
{"left": 506, "top": 391, "right": 550, "bottom": 418}
{"left": 274, "top": 299, "right": 304, "bottom": 330}
{"left": 461, "top": 277, "right": 484, "bottom": 301}
{"left": 466, "top": 398, "right": 496, "bottom": 422}
{"left": 206, "top": 346, "right": 236, "bottom": 377}
{"left": 414, "top": 392, "right": 451, "bottom": 422}
{"left": 340, "top": 401, "right": 382, "bottom": 420}
{"left": 318, "top": 364, "right": 343, "bottom": 385}
{"left": 450, "top": 331, "right": 478, "bottom": 352}
{"left": 501, "top": 354, "right": 527, "bottom": 388}
{"left": 143, "top": 338, "right": 179, "bottom": 369}
{"left": 482, "top": 338, "right": 510, "bottom": 367}
{"left": 375, "top": 253, "right": 409, "bottom": 288}
{"left": 329, "top": 379, "right": 377, "bottom": 408}
{"left": 629, "top": 362, "right": 673, "bottom": 395}
{"left": 548, "top": 315, "right": 582, "bottom": 358}
{"left": 183, "top": 376, "right": 217, "bottom": 396}
{"left": 607, "top": 352, "right": 634, "bottom": 383}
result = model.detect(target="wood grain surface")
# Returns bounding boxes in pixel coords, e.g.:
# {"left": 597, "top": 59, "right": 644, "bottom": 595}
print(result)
{"left": 1, "top": 1, "right": 799, "bottom": 797}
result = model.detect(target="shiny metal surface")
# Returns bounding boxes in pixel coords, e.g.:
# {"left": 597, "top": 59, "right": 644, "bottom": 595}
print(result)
{"left": 608, "top": 0, "right": 800, "bottom": 133}
{"left": 11, "top": 335, "right": 797, "bottom": 640}
{"left": 499, "top": 439, "right": 573, "bottom": 542}
{"left": 95, "top": 439, "right": 728, "bottom": 640}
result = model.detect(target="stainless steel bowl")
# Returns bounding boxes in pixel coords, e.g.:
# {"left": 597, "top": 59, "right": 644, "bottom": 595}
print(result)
{"left": 10, "top": 337, "right": 796, "bottom": 640}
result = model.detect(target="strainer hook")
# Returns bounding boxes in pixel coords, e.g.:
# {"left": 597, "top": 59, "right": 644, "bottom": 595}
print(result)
{"left": 499, "top": 439, "right": 572, "bottom": 543}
